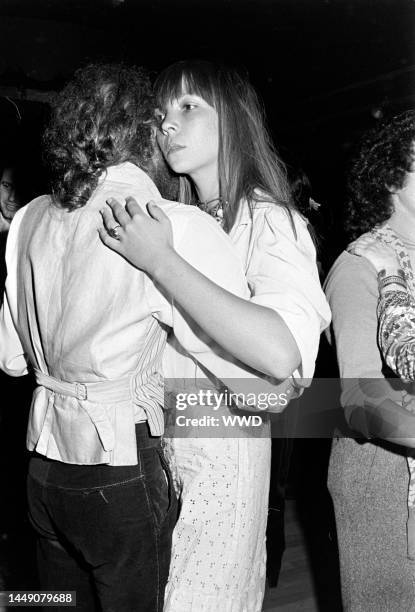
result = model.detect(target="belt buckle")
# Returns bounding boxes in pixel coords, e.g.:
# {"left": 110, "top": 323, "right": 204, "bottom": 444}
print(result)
{"left": 75, "top": 382, "right": 88, "bottom": 401}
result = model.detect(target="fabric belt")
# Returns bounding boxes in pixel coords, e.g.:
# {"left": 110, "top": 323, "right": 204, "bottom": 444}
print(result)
{"left": 34, "top": 370, "right": 135, "bottom": 453}
{"left": 34, "top": 370, "right": 132, "bottom": 403}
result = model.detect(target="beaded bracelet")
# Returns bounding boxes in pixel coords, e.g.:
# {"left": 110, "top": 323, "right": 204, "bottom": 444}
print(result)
{"left": 378, "top": 274, "right": 407, "bottom": 291}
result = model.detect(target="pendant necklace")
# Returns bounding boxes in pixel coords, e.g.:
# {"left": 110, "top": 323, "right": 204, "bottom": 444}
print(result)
{"left": 196, "top": 197, "right": 227, "bottom": 224}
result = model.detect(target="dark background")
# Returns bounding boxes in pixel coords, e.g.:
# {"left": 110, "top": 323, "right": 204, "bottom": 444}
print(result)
{"left": 0, "top": 0, "right": 414, "bottom": 260}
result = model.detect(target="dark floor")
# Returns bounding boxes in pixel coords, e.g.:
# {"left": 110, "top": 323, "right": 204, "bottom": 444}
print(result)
{"left": 264, "top": 498, "right": 341, "bottom": 611}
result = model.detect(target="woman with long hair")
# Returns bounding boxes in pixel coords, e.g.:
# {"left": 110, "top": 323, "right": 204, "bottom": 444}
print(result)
{"left": 100, "top": 60, "right": 330, "bottom": 611}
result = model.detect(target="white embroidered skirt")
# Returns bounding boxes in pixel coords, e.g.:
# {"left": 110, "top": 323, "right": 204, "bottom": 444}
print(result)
{"left": 163, "top": 430, "right": 271, "bottom": 612}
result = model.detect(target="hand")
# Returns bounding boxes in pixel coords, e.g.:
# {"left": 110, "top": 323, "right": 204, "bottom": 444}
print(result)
{"left": 402, "top": 391, "right": 415, "bottom": 414}
{"left": 98, "top": 196, "right": 174, "bottom": 276}
{"left": 349, "top": 235, "right": 399, "bottom": 274}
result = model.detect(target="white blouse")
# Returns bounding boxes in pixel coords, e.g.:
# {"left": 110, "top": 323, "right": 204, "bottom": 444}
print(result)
{"left": 164, "top": 199, "right": 331, "bottom": 386}
{"left": 231, "top": 201, "right": 330, "bottom": 382}
{"left": 0, "top": 163, "right": 255, "bottom": 465}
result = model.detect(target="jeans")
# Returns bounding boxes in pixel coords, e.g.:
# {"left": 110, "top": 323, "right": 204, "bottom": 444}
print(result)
{"left": 27, "top": 423, "right": 178, "bottom": 612}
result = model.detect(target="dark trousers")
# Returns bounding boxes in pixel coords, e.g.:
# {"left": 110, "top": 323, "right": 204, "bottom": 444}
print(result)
{"left": 27, "top": 423, "right": 177, "bottom": 612}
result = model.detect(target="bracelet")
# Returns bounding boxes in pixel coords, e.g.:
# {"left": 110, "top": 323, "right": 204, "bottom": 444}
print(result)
{"left": 378, "top": 275, "right": 407, "bottom": 291}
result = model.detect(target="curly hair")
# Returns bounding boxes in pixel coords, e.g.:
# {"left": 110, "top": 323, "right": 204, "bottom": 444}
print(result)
{"left": 43, "top": 63, "right": 156, "bottom": 211}
{"left": 345, "top": 110, "right": 415, "bottom": 241}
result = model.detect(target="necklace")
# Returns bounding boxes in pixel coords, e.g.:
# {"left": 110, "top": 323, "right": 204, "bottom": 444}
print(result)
{"left": 196, "top": 197, "right": 227, "bottom": 224}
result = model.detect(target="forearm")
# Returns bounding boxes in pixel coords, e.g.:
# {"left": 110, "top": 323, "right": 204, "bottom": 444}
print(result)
{"left": 342, "top": 376, "right": 415, "bottom": 446}
{"left": 153, "top": 250, "right": 301, "bottom": 379}
{"left": 347, "top": 397, "right": 415, "bottom": 447}
{"left": 377, "top": 271, "right": 415, "bottom": 381}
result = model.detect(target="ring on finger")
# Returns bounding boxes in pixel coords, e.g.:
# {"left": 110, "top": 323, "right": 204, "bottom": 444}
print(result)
{"left": 108, "top": 224, "right": 122, "bottom": 239}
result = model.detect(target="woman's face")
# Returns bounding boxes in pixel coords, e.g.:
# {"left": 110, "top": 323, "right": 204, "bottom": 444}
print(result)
{"left": 156, "top": 93, "right": 219, "bottom": 184}
{"left": 0, "top": 167, "right": 20, "bottom": 221}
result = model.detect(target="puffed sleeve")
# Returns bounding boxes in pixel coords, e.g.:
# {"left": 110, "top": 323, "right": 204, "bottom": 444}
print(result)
{"left": 246, "top": 206, "right": 331, "bottom": 383}
{"left": 0, "top": 207, "right": 29, "bottom": 376}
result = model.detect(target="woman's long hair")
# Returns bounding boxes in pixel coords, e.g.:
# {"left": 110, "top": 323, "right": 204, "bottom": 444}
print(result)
{"left": 155, "top": 60, "right": 293, "bottom": 233}
{"left": 44, "top": 63, "right": 156, "bottom": 211}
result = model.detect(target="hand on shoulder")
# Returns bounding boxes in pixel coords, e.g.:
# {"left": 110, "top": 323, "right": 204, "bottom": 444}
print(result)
{"left": 348, "top": 233, "right": 399, "bottom": 275}
{"left": 98, "top": 196, "right": 174, "bottom": 276}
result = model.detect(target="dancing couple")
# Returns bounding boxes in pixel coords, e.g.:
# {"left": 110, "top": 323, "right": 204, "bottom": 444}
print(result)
{"left": 0, "top": 61, "right": 329, "bottom": 611}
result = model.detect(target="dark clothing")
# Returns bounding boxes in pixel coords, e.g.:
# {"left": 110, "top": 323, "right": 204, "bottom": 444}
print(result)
{"left": 27, "top": 423, "right": 178, "bottom": 612}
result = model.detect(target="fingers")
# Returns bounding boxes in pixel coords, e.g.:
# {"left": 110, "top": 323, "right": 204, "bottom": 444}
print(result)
{"left": 97, "top": 226, "right": 123, "bottom": 253}
{"left": 356, "top": 237, "right": 376, "bottom": 249}
{"left": 146, "top": 200, "right": 169, "bottom": 222}
{"left": 350, "top": 245, "right": 364, "bottom": 256}
{"left": 350, "top": 236, "right": 380, "bottom": 255}
{"left": 101, "top": 196, "right": 141, "bottom": 235}
{"left": 106, "top": 197, "right": 133, "bottom": 226}
{"left": 347, "top": 240, "right": 358, "bottom": 253}
{"left": 100, "top": 206, "right": 121, "bottom": 235}
{"left": 402, "top": 395, "right": 415, "bottom": 413}
{"left": 125, "top": 196, "right": 145, "bottom": 218}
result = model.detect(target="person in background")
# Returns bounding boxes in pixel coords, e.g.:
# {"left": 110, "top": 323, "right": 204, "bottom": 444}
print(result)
{"left": 288, "top": 165, "right": 321, "bottom": 219}
{"left": 0, "top": 165, "right": 21, "bottom": 234}
{"left": 0, "top": 164, "right": 22, "bottom": 290}
{"left": 325, "top": 110, "right": 415, "bottom": 611}
{"left": 100, "top": 59, "right": 330, "bottom": 612}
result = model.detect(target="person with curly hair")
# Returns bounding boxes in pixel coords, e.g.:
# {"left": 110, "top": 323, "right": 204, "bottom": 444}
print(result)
{"left": 0, "top": 63, "right": 260, "bottom": 611}
{"left": 325, "top": 110, "right": 415, "bottom": 611}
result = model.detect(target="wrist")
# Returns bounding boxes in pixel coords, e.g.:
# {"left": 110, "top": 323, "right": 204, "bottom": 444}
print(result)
{"left": 378, "top": 266, "right": 404, "bottom": 278}
{"left": 150, "top": 247, "right": 180, "bottom": 282}
{"left": 377, "top": 268, "right": 407, "bottom": 294}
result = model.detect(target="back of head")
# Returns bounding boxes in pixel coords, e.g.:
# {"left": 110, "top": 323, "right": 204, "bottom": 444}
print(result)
{"left": 155, "top": 59, "right": 291, "bottom": 232}
{"left": 44, "top": 63, "right": 156, "bottom": 211}
{"left": 345, "top": 110, "right": 415, "bottom": 241}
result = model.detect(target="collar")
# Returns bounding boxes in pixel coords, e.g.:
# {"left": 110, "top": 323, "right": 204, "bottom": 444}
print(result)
{"left": 98, "top": 162, "right": 161, "bottom": 201}
{"left": 233, "top": 196, "right": 273, "bottom": 227}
